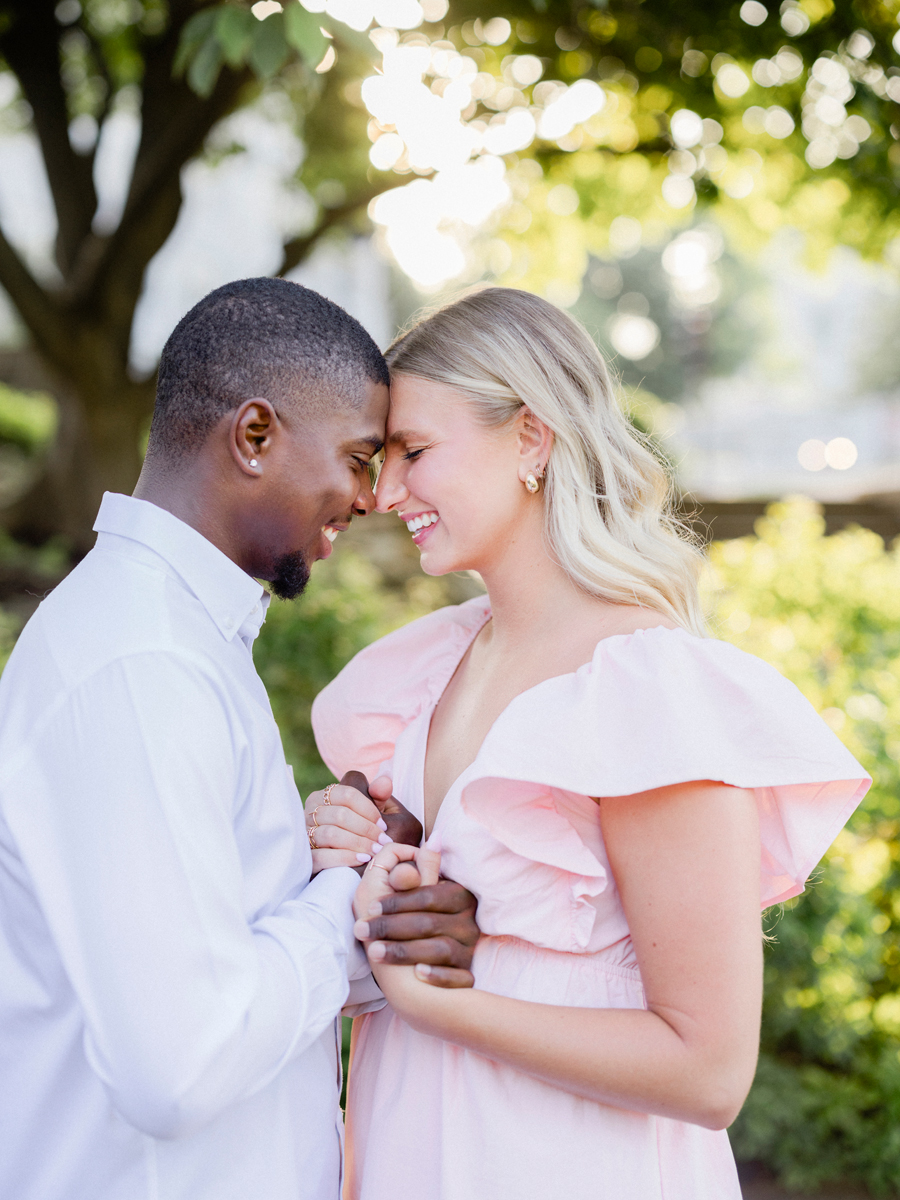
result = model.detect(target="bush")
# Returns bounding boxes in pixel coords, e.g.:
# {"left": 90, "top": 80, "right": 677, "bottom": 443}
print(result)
{"left": 704, "top": 500, "right": 900, "bottom": 1195}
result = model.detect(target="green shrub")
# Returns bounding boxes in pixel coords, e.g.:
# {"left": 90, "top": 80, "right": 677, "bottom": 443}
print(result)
{"left": 705, "top": 500, "right": 900, "bottom": 1195}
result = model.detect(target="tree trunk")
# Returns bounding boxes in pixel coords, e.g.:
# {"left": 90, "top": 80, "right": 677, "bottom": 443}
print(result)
{"left": 1, "top": 346, "right": 155, "bottom": 557}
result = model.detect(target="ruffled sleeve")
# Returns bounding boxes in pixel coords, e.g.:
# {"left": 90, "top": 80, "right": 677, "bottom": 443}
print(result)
{"left": 459, "top": 626, "right": 869, "bottom": 911}
{"left": 311, "top": 595, "right": 490, "bottom": 781}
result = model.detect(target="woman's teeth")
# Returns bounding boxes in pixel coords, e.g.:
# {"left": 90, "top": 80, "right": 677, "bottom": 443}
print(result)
{"left": 406, "top": 513, "right": 438, "bottom": 533}
{"left": 322, "top": 526, "right": 339, "bottom": 543}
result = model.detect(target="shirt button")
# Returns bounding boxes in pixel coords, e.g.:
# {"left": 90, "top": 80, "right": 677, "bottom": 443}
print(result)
{"left": 223, "top": 617, "right": 234, "bottom": 632}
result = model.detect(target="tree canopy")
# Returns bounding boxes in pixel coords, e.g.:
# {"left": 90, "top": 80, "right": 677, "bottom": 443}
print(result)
{"left": 0, "top": 0, "right": 899, "bottom": 546}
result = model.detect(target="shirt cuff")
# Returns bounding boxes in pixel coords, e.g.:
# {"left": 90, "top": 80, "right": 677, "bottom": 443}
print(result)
{"left": 301, "top": 866, "right": 360, "bottom": 956}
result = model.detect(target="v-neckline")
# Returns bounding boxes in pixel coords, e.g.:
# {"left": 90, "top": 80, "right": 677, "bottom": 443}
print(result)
{"left": 417, "top": 607, "right": 686, "bottom": 839}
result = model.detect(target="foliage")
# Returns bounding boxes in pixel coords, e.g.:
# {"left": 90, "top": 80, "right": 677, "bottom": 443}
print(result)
{"left": 0, "top": 385, "right": 57, "bottom": 454}
{"left": 704, "top": 499, "right": 900, "bottom": 1194}
{"left": 254, "top": 548, "right": 454, "bottom": 797}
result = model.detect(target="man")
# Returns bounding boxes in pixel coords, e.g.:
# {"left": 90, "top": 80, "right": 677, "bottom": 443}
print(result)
{"left": 0, "top": 279, "right": 477, "bottom": 1200}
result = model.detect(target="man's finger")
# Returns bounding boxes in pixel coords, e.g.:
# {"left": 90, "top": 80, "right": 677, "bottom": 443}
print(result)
{"left": 360, "top": 910, "right": 475, "bottom": 944}
{"left": 368, "top": 936, "right": 474, "bottom": 970}
{"left": 416, "top": 965, "right": 475, "bottom": 989}
{"left": 377, "top": 880, "right": 476, "bottom": 917}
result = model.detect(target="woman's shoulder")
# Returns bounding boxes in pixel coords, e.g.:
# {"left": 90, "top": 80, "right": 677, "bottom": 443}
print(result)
{"left": 462, "top": 623, "right": 869, "bottom": 911}
{"left": 310, "top": 594, "right": 489, "bottom": 778}
{"left": 470, "top": 619, "right": 868, "bottom": 820}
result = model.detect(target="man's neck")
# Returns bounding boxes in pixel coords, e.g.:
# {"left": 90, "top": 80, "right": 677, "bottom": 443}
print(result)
{"left": 133, "top": 461, "right": 241, "bottom": 570}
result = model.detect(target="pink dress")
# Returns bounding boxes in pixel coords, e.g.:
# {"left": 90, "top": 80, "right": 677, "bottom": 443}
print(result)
{"left": 312, "top": 596, "right": 869, "bottom": 1200}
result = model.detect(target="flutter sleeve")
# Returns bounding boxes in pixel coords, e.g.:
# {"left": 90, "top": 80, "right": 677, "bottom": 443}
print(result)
{"left": 311, "top": 595, "right": 491, "bottom": 781}
{"left": 460, "top": 626, "right": 870, "bottom": 911}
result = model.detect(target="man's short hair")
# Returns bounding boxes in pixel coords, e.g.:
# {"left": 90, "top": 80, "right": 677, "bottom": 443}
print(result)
{"left": 148, "top": 277, "right": 389, "bottom": 457}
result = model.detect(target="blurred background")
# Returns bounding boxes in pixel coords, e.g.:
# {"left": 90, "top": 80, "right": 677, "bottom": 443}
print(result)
{"left": 3, "top": 0, "right": 900, "bottom": 1194}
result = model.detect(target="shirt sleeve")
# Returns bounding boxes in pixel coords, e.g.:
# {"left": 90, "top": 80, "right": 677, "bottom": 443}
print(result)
{"left": 0, "top": 650, "right": 358, "bottom": 1139}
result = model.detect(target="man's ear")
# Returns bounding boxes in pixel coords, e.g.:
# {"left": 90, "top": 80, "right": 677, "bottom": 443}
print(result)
{"left": 229, "top": 398, "right": 280, "bottom": 476}
{"left": 516, "top": 408, "right": 553, "bottom": 480}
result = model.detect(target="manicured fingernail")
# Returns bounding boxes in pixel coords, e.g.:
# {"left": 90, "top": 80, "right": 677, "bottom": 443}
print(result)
{"left": 415, "top": 963, "right": 432, "bottom": 980}
{"left": 368, "top": 941, "right": 386, "bottom": 961}
{"left": 356, "top": 853, "right": 372, "bottom": 864}
{"left": 367, "top": 901, "right": 383, "bottom": 918}
{"left": 376, "top": 818, "right": 387, "bottom": 831}
{"left": 377, "top": 832, "right": 392, "bottom": 845}
{"left": 354, "top": 920, "right": 370, "bottom": 939}
{"left": 371, "top": 842, "right": 382, "bottom": 854}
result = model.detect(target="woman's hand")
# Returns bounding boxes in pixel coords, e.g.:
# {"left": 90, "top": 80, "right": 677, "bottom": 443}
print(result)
{"left": 305, "top": 770, "right": 424, "bottom": 875}
{"left": 353, "top": 841, "right": 441, "bottom": 920}
{"left": 354, "top": 843, "right": 476, "bottom": 995}
{"left": 305, "top": 779, "right": 392, "bottom": 874}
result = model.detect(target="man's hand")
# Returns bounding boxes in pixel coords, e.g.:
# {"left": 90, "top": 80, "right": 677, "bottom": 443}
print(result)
{"left": 343, "top": 771, "right": 423, "bottom": 848}
{"left": 355, "top": 878, "right": 480, "bottom": 989}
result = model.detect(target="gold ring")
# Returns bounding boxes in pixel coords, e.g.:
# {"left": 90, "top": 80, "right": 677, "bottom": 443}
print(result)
{"left": 322, "top": 783, "right": 336, "bottom": 805}
{"left": 308, "top": 825, "right": 318, "bottom": 850}
{"left": 312, "top": 806, "right": 324, "bottom": 827}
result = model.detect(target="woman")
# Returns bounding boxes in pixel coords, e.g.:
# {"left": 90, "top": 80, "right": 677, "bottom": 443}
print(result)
{"left": 309, "top": 288, "right": 868, "bottom": 1200}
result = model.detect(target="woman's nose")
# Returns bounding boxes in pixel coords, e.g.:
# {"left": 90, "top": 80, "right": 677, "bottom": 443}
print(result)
{"left": 375, "top": 460, "right": 408, "bottom": 513}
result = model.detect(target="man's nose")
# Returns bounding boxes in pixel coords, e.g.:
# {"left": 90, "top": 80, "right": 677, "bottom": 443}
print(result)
{"left": 352, "top": 471, "right": 377, "bottom": 516}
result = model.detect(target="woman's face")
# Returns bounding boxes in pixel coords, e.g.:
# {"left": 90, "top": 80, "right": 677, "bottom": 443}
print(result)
{"left": 375, "top": 375, "right": 538, "bottom": 577}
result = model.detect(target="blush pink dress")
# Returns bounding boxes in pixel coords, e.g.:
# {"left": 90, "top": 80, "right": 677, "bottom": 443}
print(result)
{"left": 312, "top": 595, "right": 869, "bottom": 1200}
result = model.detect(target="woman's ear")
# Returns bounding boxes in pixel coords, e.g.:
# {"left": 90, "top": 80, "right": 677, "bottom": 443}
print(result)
{"left": 229, "top": 397, "right": 279, "bottom": 476}
{"left": 515, "top": 408, "right": 553, "bottom": 481}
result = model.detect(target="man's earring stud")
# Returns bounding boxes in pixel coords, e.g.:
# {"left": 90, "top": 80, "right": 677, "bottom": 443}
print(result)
{"left": 249, "top": 459, "right": 258, "bottom": 468}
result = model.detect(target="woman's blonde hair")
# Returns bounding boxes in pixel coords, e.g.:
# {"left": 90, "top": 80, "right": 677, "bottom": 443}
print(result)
{"left": 386, "top": 287, "right": 706, "bottom": 636}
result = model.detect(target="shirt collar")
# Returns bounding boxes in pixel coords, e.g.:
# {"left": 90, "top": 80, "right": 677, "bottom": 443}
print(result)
{"left": 93, "top": 492, "right": 269, "bottom": 645}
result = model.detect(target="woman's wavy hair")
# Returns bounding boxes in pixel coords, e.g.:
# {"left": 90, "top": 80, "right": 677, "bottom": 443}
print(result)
{"left": 386, "top": 287, "right": 706, "bottom": 636}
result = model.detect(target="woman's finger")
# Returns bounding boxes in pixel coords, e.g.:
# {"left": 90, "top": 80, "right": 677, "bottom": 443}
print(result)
{"left": 309, "top": 822, "right": 385, "bottom": 857}
{"left": 369, "top": 842, "right": 418, "bottom": 872}
{"left": 309, "top": 803, "right": 389, "bottom": 851}
{"left": 306, "top": 783, "right": 386, "bottom": 829}
{"left": 415, "top": 847, "right": 441, "bottom": 888}
{"left": 312, "top": 849, "right": 369, "bottom": 872}
{"left": 387, "top": 862, "right": 422, "bottom": 892}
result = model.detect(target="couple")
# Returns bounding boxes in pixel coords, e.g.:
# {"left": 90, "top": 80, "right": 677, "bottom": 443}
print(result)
{"left": 0, "top": 277, "right": 868, "bottom": 1200}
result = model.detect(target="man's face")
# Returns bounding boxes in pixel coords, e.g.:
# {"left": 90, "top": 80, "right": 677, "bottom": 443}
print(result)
{"left": 242, "top": 380, "right": 389, "bottom": 597}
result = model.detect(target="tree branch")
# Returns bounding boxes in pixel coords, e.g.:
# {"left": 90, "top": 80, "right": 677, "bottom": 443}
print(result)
{"left": 278, "top": 177, "right": 405, "bottom": 274}
{"left": 0, "top": 225, "right": 72, "bottom": 365}
{"left": 68, "top": 7, "right": 251, "bottom": 329}
{"left": 0, "top": 0, "right": 98, "bottom": 277}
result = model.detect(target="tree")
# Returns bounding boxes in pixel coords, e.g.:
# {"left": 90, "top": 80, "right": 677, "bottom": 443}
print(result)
{"left": 0, "top": 0, "right": 385, "bottom": 553}
{"left": 2, "top": 0, "right": 900, "bottom": 550}
{"left": 355, "top": 0, "right": 900, "bottom": 299}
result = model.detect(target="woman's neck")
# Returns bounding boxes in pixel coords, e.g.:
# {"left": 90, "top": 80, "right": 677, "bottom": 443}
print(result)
{"left": 477, "top": 540, "right": 603, "bottom": 657}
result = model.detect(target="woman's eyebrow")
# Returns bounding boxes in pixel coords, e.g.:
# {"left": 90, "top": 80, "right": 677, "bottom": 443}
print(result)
{"left": 386, "top": 429, "right": 425, "bottom": 445}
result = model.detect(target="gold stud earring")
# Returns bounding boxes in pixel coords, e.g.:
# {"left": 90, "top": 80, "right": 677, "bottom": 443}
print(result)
{"left": 525, "top": 472, "right": 540, "bottom": 494}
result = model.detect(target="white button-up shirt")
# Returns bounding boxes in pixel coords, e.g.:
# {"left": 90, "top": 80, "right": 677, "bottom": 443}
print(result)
{"left": 0, "top": 492, "right": 364, "bottom": 1200}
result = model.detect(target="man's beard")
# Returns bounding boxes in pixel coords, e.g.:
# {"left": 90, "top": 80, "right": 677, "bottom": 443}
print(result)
{"left": 271, "top": 551, "right": 311, "bottom": 601}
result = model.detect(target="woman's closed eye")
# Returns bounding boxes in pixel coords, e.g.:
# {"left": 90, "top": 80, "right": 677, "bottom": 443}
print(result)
{"left": 403, "top": 448, "right": 426, "bottom": 462}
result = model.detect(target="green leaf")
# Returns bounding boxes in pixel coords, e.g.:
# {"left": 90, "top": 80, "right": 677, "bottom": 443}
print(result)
{"left": 216, "top": 6, "right": 255, "bottom": 69}
{"left": 284, "top": 3, "right": 329, "bottom": 69}
{"left": 187, "top": 35, "right": 225, "bottom": 98}
{"left": 248, "top": 11, "right": 291, "bottom": 80}
{"left": 173, "top": 8, "right": 218, "bottom": 77}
